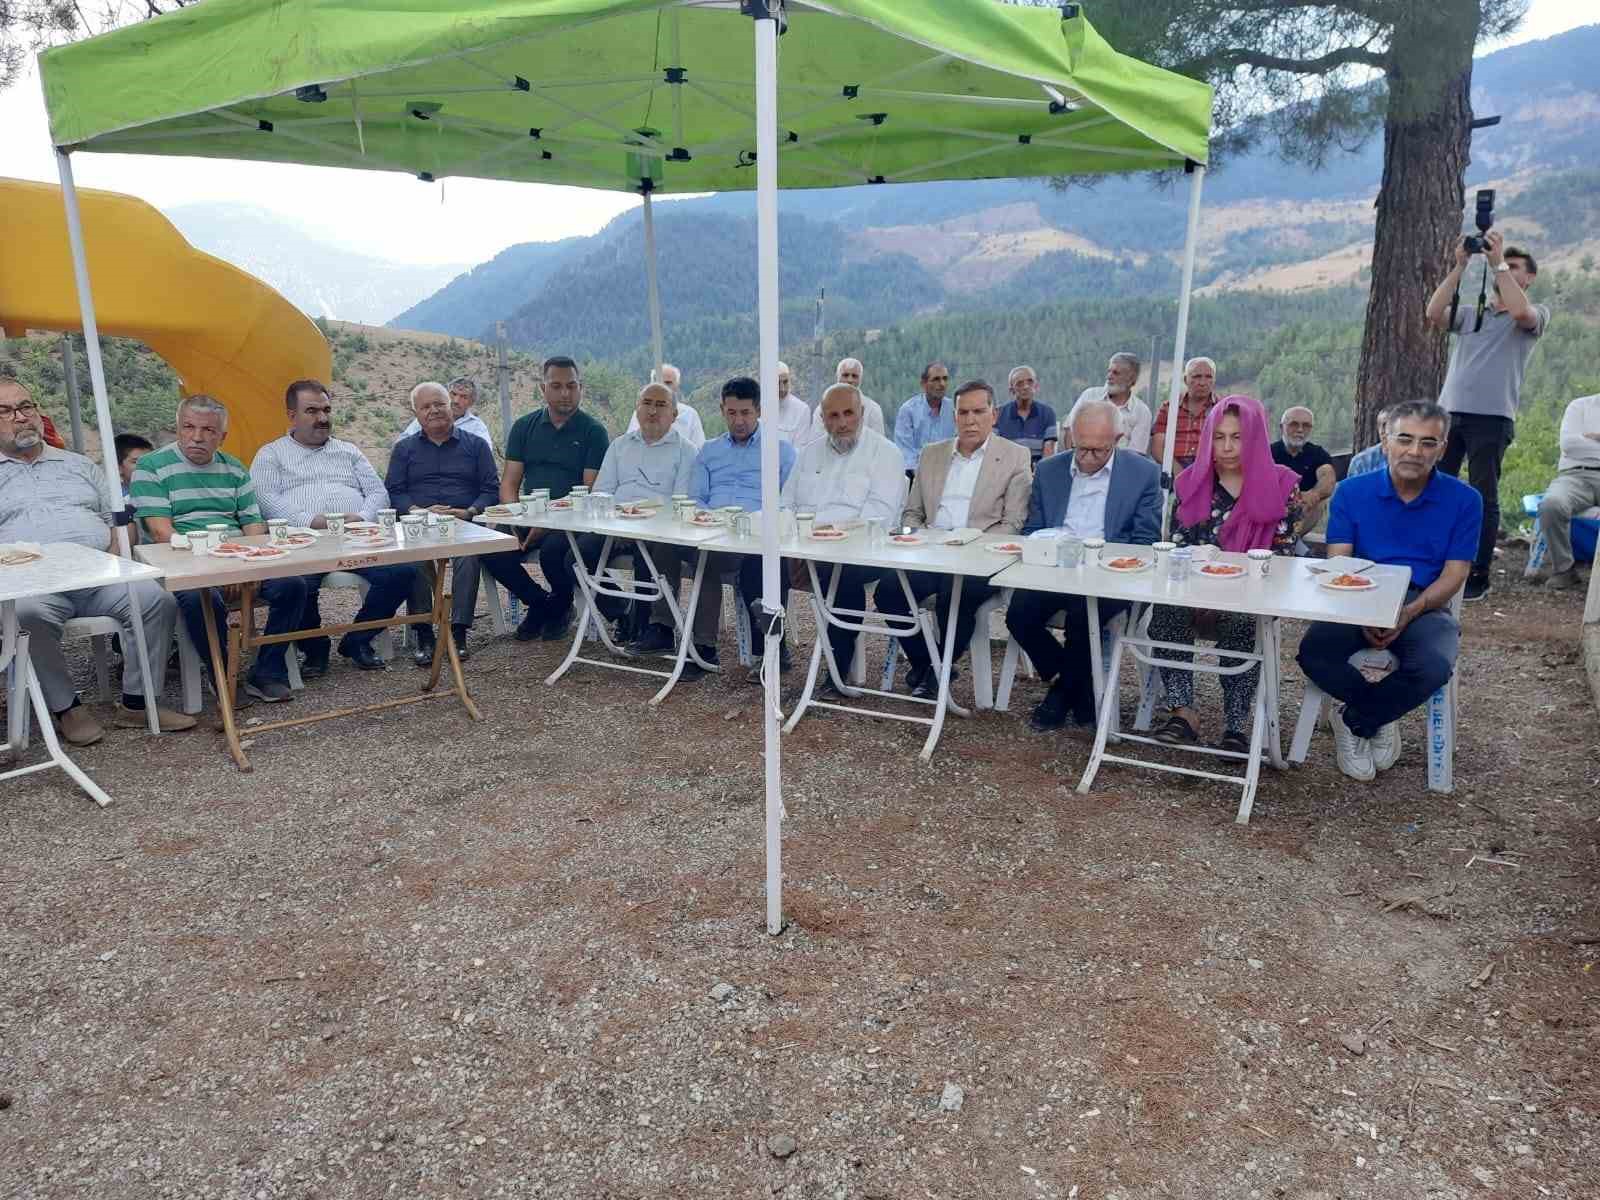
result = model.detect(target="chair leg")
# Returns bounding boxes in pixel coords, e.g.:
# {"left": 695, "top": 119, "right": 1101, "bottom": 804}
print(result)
{"left": 92, "top": 634, "right": 112, "bottom": 701}
{"left": 485, "top": 579, "right": 511, "bottom": 637}
{"left": 285, "top": 648, "right": 304, "bottom": 691}
{"left": 1427, "top": 677, "right": 1454, "bottom": 794}
{"left": 849, "top": 636, "right": 866, "bottom": 687}
{"left": 735, "top": 592, "right": 753, "bottom": 667}
{"left": 995, "top": 638, "right": 1022, "bottom": 712}
{"left": 177, "top": 625, "right": 203, "bottom": 715}
{"left": 880, "top": 639, "right": 899, "bottom": 691}
{"left": 971, "top": 630, "right": 995, "bottom": 710}
{"left": 1288, "top": 682, "right": 1325, "bottom": 764}
{"left": 1133, "top": 660, "right": 1162, "bottom": 732}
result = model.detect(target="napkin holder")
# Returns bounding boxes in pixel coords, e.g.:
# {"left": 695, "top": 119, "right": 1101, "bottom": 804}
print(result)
{"left": 1022, "top": 531, "right": 1067, "bottom": 567}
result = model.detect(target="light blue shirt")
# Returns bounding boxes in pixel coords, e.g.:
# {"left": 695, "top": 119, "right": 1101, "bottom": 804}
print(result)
{"left": 691, "top": 424, "right": 795, "bottom": 512}
{"left": 396, "top": 410, "right": 495, "bottom": 449}
{"left": 893, "top": 393, "right": 956, "bottom": 470}
{"left": 1063, "top": 453, "right": 1113, "bottom": 540}
{"left": 594, "top": 427, "right": 697, "bottom": 504}
{"left": 1346, "top": 442, "right": 1386, "bottom": 478}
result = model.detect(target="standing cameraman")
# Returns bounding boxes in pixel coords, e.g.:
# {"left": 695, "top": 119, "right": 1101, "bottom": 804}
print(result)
{"left": 1425, "top": 230, "right": 1548, "bottom": 602}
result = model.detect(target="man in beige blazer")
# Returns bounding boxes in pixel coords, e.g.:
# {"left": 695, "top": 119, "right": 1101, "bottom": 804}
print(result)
{"left": 877, "top": 379, "right": 1033, "bottom": 698}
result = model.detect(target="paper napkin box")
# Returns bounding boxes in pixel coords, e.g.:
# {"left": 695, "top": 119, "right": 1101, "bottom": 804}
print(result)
{"left": 1022, "top": 531, "right": 1066, "bottom": 567}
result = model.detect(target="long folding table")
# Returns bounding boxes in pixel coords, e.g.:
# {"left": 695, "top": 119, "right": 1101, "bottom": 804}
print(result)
{"left": 0, "top": 543, "right": 165, "bottom": 807}
{"left": 475, "top": 505, "right": 730, "bottom": 704}
{"left": 991, "top": 547, "right": 1411, "bottom": 822}
{"left": 776, "top": 528, "right": 1022, "bottom": 761}
{"left": 135, "top": 522, "right": 519, "bottom": 771}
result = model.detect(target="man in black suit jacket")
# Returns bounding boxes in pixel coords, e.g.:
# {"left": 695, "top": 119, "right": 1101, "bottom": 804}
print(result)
{"left": 1005, "top": 401, "right": 1163, "bottom": 730}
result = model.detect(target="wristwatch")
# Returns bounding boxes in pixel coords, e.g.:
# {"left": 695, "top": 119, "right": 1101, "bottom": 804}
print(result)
{"left": 466, "top": 505, "right": 480, "bottom": 520}
{"left": 1495, "top": 262, "right": 1511, "bottom": 273}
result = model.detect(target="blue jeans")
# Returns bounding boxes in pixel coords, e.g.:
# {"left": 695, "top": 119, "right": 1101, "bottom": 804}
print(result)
{"left": 1295, "top": 595, "right": 1458, "bottom": 739}
{"left": 298, "top": 565, "right": 417, "bottom": 659}
{"left": 177, "top": 576, "right": 308, "bottom": 685}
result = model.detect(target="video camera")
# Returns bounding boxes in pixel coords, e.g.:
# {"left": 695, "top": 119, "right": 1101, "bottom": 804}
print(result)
{"left": 1462, "top": 188, "right": 1495, "bottom": 254}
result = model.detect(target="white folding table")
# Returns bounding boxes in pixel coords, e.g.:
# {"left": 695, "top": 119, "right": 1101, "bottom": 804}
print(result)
{"left": 772, "top": 528, "right": 1022, "bottom": 761}
{"left": 477, "top": 506, "right": 730, "bottom": 704}
{"left": 0, "top": 543, "right": 165, "bottom": 808}
{"left": 992, "top": 548, "right": 1411, "bottom": 822}
{"left": 136, "top": 522, "right": 519, "bottom": 771}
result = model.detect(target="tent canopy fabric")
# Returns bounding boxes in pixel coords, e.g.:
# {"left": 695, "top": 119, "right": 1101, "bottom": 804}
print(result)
{"left": 39, "top": 1, "right": 1210, "bottom": 196}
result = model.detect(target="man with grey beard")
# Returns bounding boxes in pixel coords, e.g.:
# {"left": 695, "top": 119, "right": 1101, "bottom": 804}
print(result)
{"left": 781, "top": 383, "right": 905, "bottom": 692}
{"left": 0, "top": 377, "right": 195, "bottom": 745}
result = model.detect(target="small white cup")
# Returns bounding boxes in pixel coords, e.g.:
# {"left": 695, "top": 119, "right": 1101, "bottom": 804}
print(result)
{"left": 1082, "top": 536, "right": 1106, "bottom": 566}
{"left": 267, "top": 519, "right": 289, "bottom": 547}
{"left": 378, "top": 508, "right": 397, "bottom": 538}
{"left": 324, "top": 512, "right": 346, "bottom": 538}
{"left": 1247, "top": 548, "right": 1273, "bottom": 577}
{"left": 188, "top": 531, "right": 212, "bottom": 556}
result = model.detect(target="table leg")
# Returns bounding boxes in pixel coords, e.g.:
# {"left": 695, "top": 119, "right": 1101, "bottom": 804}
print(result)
{"left": 1077, "top": 633, "right": 1128, "bottom": 795}
{"left": 421, "top": 559, "right": 480, "bottom": 720}
{"left": 649, "top": 548, "right": 711, "bottom": 706}
{"left": 1236, "top": 677, "right": 1269, "bottom": 824}
{"left": 547, "top": 532, "right": 609, "bottom": 685}
{"left": 16, "top": 633, "right": 114, "bottom": 808}
{"left": 123, "top": 581, "right": 160, "bottom": 735}
{"left": 5, "top": 602, "right": 27, "bottom": 752}
{"left": 198, "top": 588, "right": 250, "bottom": 773}
{"left": 1262, "top": 617, "right": 1286, "bottom": 769}
{"left": 783, "top": 560, "right": 839, "bottom": 734}
{"left": 918, "top": 573, "right": 964, "bottom": 762}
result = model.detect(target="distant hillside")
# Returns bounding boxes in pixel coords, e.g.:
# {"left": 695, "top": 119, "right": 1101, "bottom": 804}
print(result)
{"left": 387, "top": 22, "right": 1600, "bottom": 356}
{"left": 164, "top": 204, "right": 466, "bottom": 326}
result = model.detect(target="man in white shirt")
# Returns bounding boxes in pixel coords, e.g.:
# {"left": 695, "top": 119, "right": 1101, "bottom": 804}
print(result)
{"left": 1004, "top": 401, "right": 1162, "bottom": 730}
{"left": 773, "top": 361, "right": 813, "bottom": 446}
{"left": 626, "top": 362, "right": 707, "bottom": 450}
{"left": 1536, "top": 392, "right": 1600, "bottom": 589}
{"left": 804, "top": 357, "right": 885, "bottom": 447}
{"left": 875, "top": 380, "right": 1031, "bottom": 699}
{"left": 1066, "top": 352, "right": 1151, "bottom": 455}
{"left": 396, "top": 376, "right": 495, "bottom": 448}
{"left": 781, "top": 384, "right": 905, "bottom": 692}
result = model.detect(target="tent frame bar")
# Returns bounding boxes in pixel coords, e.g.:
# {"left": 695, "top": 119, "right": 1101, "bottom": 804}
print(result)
{"left": 1160, "top": 163, "right": 1207, "bottom": 537}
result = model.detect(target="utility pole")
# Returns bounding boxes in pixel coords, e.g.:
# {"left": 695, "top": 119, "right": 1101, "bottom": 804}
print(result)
{"left": 61, "top": 333, "right": 85, "bottom": 453}
{"left": 1147, "top": 332, "right": 1159, "bottom": 427}
{"left": 495, "top": 322, "right": 512, "bottom": 444}
{"left": 811, "top": 287, "right": 825, "bottom": 413}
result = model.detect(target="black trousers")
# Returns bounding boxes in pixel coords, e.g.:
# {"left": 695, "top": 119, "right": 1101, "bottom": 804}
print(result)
{"left": 1004, "top": 590, "right": 1127, "bottom": 722}
{"left": 1440, "top": 413, "right": 1513, "bottom": 576}
{"left": 874, "top": 570, "right": 993, "bottom": 673}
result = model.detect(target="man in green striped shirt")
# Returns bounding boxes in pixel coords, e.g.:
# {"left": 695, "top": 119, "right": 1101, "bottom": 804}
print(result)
{"left": 131, "top": 395, "right": 308, "bottom": 704}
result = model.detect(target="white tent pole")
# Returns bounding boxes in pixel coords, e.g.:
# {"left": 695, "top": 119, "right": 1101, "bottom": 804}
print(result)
{"left": 641, "top": 185, "right": 666, "bottom": 383}
{"left": 1160, "top": 163, "right": 1205, "bottom": 540}
{"left": 55, "top": 150, "right": 161, "bottom": 735}
{"left": 753, "top": 6, "right": 783, "bottom": 938}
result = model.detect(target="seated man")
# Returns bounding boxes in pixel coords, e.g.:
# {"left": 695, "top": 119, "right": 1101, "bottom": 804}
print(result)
{"left": 686, "top": 376, "right": 796, "bottom": 679}
{"left": 0, "top": 378, "right": 194, "bottom": 745}
{"left": 1272, "top": 406, "right": 1337, "bottom": 533}
{"left": 1005, "top": 401, "right": 1161, "bottom": 730}
{"left": 894, "top": 362, "right": 956, "bottom": 480}
{"left": 582, "top": 382, "right": 698, "bottom": 654}
{"left": 780, "top": 383, "right": 906, "bottom": 695}
{"left": 114, "top": 433, "right": 153, "bottom": 488}
{"left": 1296, "top": 401, "right": 1481, "bottom": 782}
{"left": 996, "top": 365, "right": 1059, "bottom": 462}
{"left": 1345, "top": 406, "right": 1391, "bottom": 479}
{"left": 1066, "top": 352, "right": 1151, "bottom": 456}
{"left": 1535, "top": 390, "right": 1600, "bottom": 590}
{"left": 877, "top": 380, "right": 1032, "bottom": 699}
{"left": 625, "top": 362, "right": 706, "bottom": 450}
{"left": 805, "top": 358, "right": 886, "bottom": 447}
{"left": 395, "top": 375, "right": 494, "bottom": 448}
{"left": 131, "top": 394, "right": 307, "bottom": 705}
{"left": 251, "top": 379, "right": 417, "bottom": 674}
{"left": 500, "top": 356, "right": 611, "bottom": 642}
{"left": 387, "top": 381, "right": 553, "bottom": 662}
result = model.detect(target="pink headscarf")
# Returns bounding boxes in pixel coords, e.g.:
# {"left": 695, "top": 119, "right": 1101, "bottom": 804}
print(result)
{"left": 1174, "top": 395, "right": 1300, "bottom": 553}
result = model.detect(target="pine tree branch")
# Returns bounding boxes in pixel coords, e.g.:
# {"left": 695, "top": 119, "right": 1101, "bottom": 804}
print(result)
{"left": 1194, "top": 44, "right": 1389, "bottom": 76}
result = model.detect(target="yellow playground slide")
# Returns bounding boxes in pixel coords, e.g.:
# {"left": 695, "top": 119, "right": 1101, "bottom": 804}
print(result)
{"left": 0, "top": 177, "right": 329, "bottom": 467}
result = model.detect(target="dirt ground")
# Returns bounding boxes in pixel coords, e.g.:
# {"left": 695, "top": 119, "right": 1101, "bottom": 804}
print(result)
{"left": 1, "top": 546, "right": 1596, "bottom": 1200}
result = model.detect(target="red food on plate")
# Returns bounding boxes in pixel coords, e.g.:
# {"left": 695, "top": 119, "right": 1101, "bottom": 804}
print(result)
{"left": 993, "top": 543, "right": 1022, "bottom": 552}
{"left": 1330, "top": 573, "right": 1373, "bottom": 587}
{"left": 1108, "top": 556, "right": 1144, "bottom": 569}
{"left": 1200, "top": 563, "right": 1245, "bottom": 576}
{"left": 811, "top": 528, "right": 847, "bottom": 539}
{"left": 891, "top": 534, "right": 920, "bottom": 543}
{"left": 214, "top": 542, "right": 251, "bottom": 554}
{"left": 243, "top": 546, "right": 288, "bottom": 558}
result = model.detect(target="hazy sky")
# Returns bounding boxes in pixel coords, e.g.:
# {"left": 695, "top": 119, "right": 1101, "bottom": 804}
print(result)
{"left": 3, "top": 2, "right": 1592, "bottom": 267}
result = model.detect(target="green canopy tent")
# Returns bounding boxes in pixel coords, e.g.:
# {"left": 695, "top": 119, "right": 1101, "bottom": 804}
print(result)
{"left": 39, "top": 0, "right": 1211, "bottom": 931}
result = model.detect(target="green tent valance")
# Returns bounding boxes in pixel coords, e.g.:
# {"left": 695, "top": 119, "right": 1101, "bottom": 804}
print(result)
{"left": 40, "top": 0, "right": 1210, "bottom": 196}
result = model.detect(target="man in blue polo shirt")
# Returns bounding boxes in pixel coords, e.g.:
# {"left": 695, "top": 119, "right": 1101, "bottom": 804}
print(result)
{"left": 1296, "top": 400, "right": 1481, "bottom": 782}
{"left": 685, "top": 376, "right": 796, "bottom": 679}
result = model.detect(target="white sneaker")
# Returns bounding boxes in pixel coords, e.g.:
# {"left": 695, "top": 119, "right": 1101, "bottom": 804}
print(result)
{"left": 1370, "top": 721, "right": 1402, "bottom": 771}
{"left": 1330, "top": 706, "right": 1376, "bottom": 782}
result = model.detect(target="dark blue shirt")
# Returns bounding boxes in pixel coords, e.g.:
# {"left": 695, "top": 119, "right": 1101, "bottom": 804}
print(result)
{"left": 1326, "top": 467, "right": 1482, "bottom": 590}
{"left": 385, "top": 429, "right": 500, "bottom": 514}
{"left": 995, "top": 399, "right": 1058, "bottom": 460}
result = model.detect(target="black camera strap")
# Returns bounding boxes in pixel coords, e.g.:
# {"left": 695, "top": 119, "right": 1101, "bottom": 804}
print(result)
{"left": 1446, "top": 258, "right": 1492, "bottom": 335}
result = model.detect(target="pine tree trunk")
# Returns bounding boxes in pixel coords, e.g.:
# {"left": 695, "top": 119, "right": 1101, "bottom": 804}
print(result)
{"left": 1353, "top": 8, "right": 1480, "bottom": 449}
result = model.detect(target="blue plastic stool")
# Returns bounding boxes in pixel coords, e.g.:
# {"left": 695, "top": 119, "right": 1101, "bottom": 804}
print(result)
{"left": 1523, "top": 492, "right": 1599, "bottom": 573}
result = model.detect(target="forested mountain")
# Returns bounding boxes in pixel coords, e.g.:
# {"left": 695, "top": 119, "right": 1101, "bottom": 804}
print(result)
{"left": 388, "top": 236, "right": 587, "bottom": 336}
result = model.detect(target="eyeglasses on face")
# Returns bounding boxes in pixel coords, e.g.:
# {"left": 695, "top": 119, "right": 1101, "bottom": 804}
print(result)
{"left": 0, "top": 401, "right": 40, "bottom": 420}
{"left": 1389, "top": 434, "right": 1442, "bottom": 452}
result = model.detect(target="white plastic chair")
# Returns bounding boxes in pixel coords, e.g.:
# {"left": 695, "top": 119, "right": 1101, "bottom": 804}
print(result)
{"left": 993, "top": 606, "right": 1142, "bottom": 714}
{"left": 1288, "top": 593, "right": 1461, "bottom": 794}
{"left": 877, "top": 589, "right": 1010, "bottom": 700}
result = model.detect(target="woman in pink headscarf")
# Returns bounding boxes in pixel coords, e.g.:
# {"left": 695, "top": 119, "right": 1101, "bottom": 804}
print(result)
{"left": 1150, "top": 395, "right": 1302, "bottom": 752}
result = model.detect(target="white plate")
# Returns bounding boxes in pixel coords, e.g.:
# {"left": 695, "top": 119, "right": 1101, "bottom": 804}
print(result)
{"left": 986, "top": 542, "right": 1024, "bottom": 555}
{"left": 549, "top": 499, "right": 575, "bottom": 510}
{"left": 1102, "top": 557, "right": 1151, "bottom": 573}
{"left": 617, "top": 508, "right": 655, "bottom": 520}
{"left": 344, "top": 520, "right": 378, "bottom": 531}
{"left": 1319, "top": 575, "right": 1378, "bottom": 592}
{"left": 1195, "top": 564, "right": 1248, "bottom": 581}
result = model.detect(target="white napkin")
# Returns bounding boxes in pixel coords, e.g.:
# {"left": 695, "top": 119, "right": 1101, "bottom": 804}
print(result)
{"left": 170, "top": 533, "right": 191, "bottom": 549}
{"left": 0, "top": 541, "right": 43, "bottom": 563}
{"left": 1309, "top": 555, "right": 1375, "bottom": 575}
{"left": 938, "top": 527, "right": 983, "bottom": 546}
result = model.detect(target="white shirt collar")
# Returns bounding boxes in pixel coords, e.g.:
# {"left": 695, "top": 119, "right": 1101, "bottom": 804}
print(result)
{"left": 952, "top": 435, "right": 989, "bottom": 463}
{"left": 1070, "top": 451, "right": 1114, "bottom": 482}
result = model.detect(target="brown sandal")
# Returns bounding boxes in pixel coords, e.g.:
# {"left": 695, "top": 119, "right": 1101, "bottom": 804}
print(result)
{"left": 1154, "top": 714, "right": 1199, "bottom": 745}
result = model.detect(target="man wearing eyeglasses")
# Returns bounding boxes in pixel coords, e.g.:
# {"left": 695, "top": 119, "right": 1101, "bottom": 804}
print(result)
{"left": 1004, "top": 401, "right": 1162, "bottom": 731}
{"left": 892, "top": 362, "right": 956, "bottom": 482}
{"left": 1297, "top": 400, "right": 1481, "bottom": 782}
{"left": 0, "top": 378, "right": 196, "bottom": 745}
{"left": 570, "top": 382, "right": 698, "bottom": 656}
